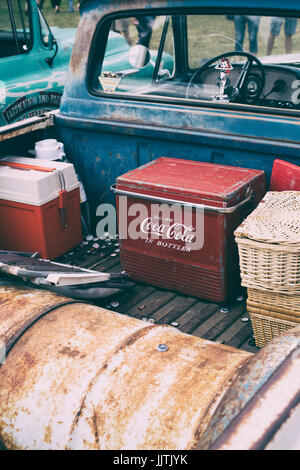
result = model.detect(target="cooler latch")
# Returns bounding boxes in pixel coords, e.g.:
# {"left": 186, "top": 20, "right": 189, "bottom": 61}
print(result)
{"left": 58, "top": 171, "right": 68, "bottom": 229}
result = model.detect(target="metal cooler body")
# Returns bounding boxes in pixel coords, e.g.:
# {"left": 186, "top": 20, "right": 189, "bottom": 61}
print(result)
{"left": 113, "top": 158, "right": 266, "bottom": 303}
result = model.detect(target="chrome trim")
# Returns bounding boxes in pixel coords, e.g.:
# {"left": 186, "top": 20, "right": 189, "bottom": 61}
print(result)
{"left": 111, "top": 184, "right": 253, "bottom": 214}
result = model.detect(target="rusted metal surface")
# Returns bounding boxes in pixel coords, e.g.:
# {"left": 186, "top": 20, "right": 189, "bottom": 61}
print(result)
{"left": 0, "top": 282, "right": 79, "bottom": 351}
{"left": 0, "top": 283, "right": 251, "bottom": 450}
{"left": 197, "top": 326, "right": 300, "bottom": 450}
{"left": 0, "top": 112, "right": 55, "bottom": 142}
{"left": 210, "top": 351, "right": 300, "bottom": 450}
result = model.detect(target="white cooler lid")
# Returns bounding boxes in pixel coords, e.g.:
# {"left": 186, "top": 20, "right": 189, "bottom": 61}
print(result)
{"left": 0, "top": 156, "right": 80, "bottom": 206}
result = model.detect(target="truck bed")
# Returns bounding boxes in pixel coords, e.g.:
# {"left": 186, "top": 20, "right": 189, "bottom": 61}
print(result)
{"left": 57, "top": 236, "right": 259, "bottom": 354}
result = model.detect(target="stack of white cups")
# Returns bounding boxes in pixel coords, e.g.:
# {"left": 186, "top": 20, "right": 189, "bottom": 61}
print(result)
{"left": 34, "top": 139, "right": 65, "bottom": 161}
{"left": 33, "top": 139, "right": 91, "bottom": 235}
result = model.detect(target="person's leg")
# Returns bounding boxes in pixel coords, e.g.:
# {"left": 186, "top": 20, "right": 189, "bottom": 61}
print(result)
{"left": 247, "top": 16, "right": 260, "bottom": 54}
{"left": 234, "top": 16, "right": 246, "bottom": 52}
{"left": 267, "top": 17, "right": 283, "bottom": 54}
{"left": 284, "top": 18, "right": 298, "bottom": 54}
{"left": 68, "top": 0, "right": 74, "bottom": 12}
{"left": 267, "top": 35, "right": 275, "bottom": 55}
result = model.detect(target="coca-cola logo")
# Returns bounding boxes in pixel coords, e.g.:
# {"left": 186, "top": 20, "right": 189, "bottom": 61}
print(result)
{"left": 95, "top": 197, "right": 204, "bottom": 251}
{"left": 140, "top": 217, "right": 196, "bottom": 244}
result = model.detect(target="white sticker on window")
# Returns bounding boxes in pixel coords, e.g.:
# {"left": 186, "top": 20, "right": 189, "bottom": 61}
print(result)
{"left": 99, "top": 72, "right": 121, "bottom": 93}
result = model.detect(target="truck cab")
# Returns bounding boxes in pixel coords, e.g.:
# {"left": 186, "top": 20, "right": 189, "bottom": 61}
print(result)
{"left": 0, "top": 0, "right": 75, "bottom": 126}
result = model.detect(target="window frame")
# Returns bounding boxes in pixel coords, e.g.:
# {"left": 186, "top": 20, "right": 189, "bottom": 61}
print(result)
{"left": 87, "top": 7, "right": 300, "bottom": 118}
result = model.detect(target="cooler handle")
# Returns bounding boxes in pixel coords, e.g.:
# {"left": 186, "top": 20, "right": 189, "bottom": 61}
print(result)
{"left": 0, "top": 161, "right": 57, "bottom": 172}
{"left": 111, "top": 184, "right": 253, "bottom": 214}
{"left": 0, "top": 161, "right": 68, "bottom": 228}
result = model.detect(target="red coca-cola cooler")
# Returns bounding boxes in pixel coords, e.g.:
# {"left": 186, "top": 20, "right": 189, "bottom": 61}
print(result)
{"left": 112, "top": 158, "right": 266, "bottom": 303}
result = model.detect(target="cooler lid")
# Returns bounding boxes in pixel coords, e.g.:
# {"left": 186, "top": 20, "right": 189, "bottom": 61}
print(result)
{"left": 0, "top": 156, "right": 79, "bottom": 206}
{"left": 117, "top": 157, "right": 264, "bottom": 203}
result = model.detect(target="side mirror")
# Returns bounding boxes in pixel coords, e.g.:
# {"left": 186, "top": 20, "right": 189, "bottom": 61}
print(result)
{"left": 128, "top": 45, "right": 151, "bottom": 69}
{"left": 46, "top": 37, "right": 58, "bottom": 68}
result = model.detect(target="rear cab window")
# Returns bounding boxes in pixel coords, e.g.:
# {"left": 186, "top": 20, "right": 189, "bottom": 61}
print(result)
{"left": 89, "top": 11, "right": 300, "bottom": 115}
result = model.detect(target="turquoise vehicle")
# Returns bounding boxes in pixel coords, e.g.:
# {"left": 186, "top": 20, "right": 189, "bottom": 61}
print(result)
{"left": 0, "top": 0, "right": 76, "bottom": 125}
{"left": 0, "top": 1, "right": 172, "bottom": 127}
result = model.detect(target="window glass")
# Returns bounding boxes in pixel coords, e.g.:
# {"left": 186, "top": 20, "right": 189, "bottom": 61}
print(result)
{"left": 94, "top": 13, "right": 300, "bottom": 113}
{"left": 0, "top": 0, "right": 32, "bottom": 57}
{"left": 97, "top": 16, "right": 174, "bottom": 94}
{"left": 38, "top": 9, "right": 52, "bottom": 47}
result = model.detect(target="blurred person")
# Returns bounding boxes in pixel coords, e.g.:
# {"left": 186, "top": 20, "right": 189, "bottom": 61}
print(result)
{"left": 234, "top": 16, "right": 261, "bottom": 55}
{"left": 267, "top": 17, "right": 298, "bottom": 55}
{"left": 133, "top": 16, "right": 155, "bottom": 48}
{"left": 51, "top": 0, "right": 60, "bottom": 13}
{"left": 112, "top": 19, "right": 132, "bottom": 45}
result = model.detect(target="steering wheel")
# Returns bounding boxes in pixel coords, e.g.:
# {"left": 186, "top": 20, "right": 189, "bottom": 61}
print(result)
{"left": 186, "top": 51, "right": 266, "bottom": 103}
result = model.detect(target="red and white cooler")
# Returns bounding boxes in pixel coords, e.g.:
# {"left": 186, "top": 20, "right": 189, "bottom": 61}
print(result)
{"left": 0, "top": 156, "right": 82, "bottom": 259}
{"left": 112, "top": 157, "right": 266, "bottom": 303}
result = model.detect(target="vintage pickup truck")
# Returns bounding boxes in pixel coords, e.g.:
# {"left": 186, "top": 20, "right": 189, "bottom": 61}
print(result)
{"left": 0, "top": 0, "right": 299, "bottom": 452}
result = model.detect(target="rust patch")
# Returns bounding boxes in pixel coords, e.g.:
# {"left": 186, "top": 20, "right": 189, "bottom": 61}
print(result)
{"left": 59, "top": 347, "right": 81, "bottom": 358}
{"left": 44, "top": 425, "right": 52, "bottom": 445}
{"left": 10, "top": 352, "right": 36, "bottom": 388}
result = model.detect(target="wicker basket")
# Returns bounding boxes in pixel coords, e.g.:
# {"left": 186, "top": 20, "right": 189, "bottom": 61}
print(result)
{"left": 247, "top": 307, "right": 299, "bottom": 348}
{"left": 247, "top": 288, "right": 300, "bottom": 317}
{"left": 235, "top": 192, "right": 300, "bottom": 294}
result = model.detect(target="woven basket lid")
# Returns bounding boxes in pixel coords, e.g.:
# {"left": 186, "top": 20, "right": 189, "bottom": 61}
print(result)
{"left": 234, "top": 191, "right": 300, "bottom": 245}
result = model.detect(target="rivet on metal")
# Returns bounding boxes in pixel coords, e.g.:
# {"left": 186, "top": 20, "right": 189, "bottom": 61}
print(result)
{"left": 241, "top": 317, "right": 249, "bottom": 322}
{"left": 221, "top": 307, "right": 230, "bottom": 314}
{"left": 157, "top": 344, "right": 168, "bottom": 352}
{"left": 110, "top": 302, "right": 119, "bottom": 308}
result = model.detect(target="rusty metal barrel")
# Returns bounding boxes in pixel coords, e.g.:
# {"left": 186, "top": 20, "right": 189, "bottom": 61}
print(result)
{"left": 0, "top": 282, "right": 299, "bottom": 450}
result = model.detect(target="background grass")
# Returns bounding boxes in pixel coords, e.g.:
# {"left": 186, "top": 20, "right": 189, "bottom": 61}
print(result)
{"left": 39, "top": 0, "right": 80, "bottom": 28}
{"left": 1, "top": 3, "right": 300, "bottom": 64}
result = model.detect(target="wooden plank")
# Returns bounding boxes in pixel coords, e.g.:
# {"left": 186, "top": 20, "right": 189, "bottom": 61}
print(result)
{"left": 214, "top": 314, "right": 253, "bottom": 348}
{"left": 191, "top": 303, "right": 246, "bottom": 340}
{"left": 177, "top": 302, "right": 220, "bottom": 334}
{"left": 111, "top": 284, "right": 156, "bottom": 314}
{"left": 151, "top": 295, "right": 198, "bottom": 324}
{"left": 90, "top": 257, "right": 121, "bottom": 272}
{"left": 239, "top": 337, "right": 259, "bottom": 354}
{"left": 125, "top": 290, "right": 177, "bottom": 319}
{"left": 225, "top": 323, "right": 254, "bottom": 349}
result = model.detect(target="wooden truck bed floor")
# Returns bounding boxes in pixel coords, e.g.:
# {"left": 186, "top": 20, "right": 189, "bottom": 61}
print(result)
{"left": 58, "top": 239, "right": 259, "bottom": 355}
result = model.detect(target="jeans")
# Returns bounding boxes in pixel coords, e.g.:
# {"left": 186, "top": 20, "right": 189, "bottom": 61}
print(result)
{"left": 68, "top": 0, "right": 74, "bottom": 12}
{"left": 234, "top": 16, "right": 261, "bottom": 54}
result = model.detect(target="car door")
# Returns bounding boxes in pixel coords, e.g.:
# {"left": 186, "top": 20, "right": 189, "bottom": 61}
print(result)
{"left": 0, "top": 0, "right": 63, "bottom": 126}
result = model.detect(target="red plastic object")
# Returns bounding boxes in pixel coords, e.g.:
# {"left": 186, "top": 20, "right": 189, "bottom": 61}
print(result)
{"left": 115, "top": 157, "right": 266, "bottom": 303}
{"left": 269, "top": 159, "right": 300, "bottom": 191}
{"left": 0, "top": 188, "right": 82, "bottom": 260}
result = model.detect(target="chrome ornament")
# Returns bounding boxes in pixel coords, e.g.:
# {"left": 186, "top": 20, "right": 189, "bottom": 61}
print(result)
{"left": 214, "top": 57, "right": 233, "bottom": 103}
